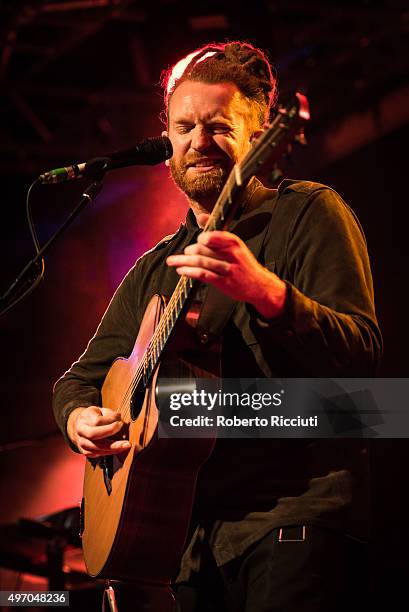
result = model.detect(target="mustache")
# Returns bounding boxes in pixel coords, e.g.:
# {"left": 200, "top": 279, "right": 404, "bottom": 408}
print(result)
{"left": 184, "top": 156, "right": 226, "bottom": 167}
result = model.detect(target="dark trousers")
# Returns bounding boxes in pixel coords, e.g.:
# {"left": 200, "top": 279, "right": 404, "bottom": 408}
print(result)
{"left": 174, "top": 526, "right": 368, "bottom": 612}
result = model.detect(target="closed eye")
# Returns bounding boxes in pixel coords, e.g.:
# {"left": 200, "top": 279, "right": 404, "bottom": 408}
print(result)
{"left": 208, "top": 124, "right": 232, "bottom": 134}
{"left": 174, "top": 123, "right": 233, "bottom": 135}
{"left": 175, "top": 124, "right": 194, "bottom": 134}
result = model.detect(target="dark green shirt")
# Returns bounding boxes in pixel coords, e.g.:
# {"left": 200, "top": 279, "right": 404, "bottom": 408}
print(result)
{"left": 52, "top": 179, "right": 382, "bottom": 580}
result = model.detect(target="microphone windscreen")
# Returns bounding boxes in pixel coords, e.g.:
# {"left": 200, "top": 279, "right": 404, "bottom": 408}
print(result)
{"left": 109, "top": 136, "right": 173, "bottom": 169}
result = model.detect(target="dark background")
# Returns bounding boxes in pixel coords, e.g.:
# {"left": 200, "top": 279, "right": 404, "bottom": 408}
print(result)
{"left": 0, "top": 0, "right": 408, "bottom": 605}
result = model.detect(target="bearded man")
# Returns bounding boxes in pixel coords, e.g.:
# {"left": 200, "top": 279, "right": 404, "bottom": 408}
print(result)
{"left": 53, "top": 41, "right": 382, "bottom": 611}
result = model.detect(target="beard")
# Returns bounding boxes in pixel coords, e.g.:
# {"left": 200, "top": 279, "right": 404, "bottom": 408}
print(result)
{"left": 169, "top": 158, "right": 229, "bottom": 202}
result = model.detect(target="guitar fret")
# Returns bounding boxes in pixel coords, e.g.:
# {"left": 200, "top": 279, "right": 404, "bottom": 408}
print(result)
{"left": 156, "top": 339, "right": 162, "bottom": 363}
{"left": 143, "top": 353, "right": 147, "bottom": 378}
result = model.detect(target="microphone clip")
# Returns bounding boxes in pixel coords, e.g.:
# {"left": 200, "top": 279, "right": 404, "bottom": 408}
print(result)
{"left": 38, "top": 157, "right": 110, "bottom": 184}
{"left": 80, "top": 157, "right": 111, "bottom": 181}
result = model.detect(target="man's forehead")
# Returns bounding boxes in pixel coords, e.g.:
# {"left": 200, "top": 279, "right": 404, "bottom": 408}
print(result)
{"left": 168, "top": 80, "right": 246, "bottom": 122}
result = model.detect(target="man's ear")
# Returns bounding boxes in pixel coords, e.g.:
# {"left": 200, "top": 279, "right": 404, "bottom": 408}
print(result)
{"left": 162, "top": 130, "right": 170, "bottom": 166}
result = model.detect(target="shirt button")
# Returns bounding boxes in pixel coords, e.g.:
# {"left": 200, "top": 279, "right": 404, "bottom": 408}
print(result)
{"left": 199, "top": 332, "right": 209, "bottom": 344}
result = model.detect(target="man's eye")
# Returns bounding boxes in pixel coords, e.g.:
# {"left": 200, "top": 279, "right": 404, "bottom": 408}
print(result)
{"left": 210, "top": 125, "right": 231, "bottom": 134}
{"left": 177, "top": 126, "right": 193, "bottom": 134}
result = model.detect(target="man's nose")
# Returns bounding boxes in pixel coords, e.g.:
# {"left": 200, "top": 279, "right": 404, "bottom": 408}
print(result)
{"left": 191, "top": 127, "right": 212, "bottom": 151}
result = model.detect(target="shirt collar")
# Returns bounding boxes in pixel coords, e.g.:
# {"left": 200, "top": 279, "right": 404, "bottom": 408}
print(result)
{"left": 185, "top": 207, "right": 200, "bottom": 234}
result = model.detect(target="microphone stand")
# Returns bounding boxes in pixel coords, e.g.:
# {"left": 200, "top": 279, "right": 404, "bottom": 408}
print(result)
{"left": 0, "top": 179, "right": 103, "bottom": 316}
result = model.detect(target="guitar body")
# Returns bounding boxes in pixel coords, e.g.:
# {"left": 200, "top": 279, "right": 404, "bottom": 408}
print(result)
{"left": 82, "top": 294, "right": 216, "bottom": 585}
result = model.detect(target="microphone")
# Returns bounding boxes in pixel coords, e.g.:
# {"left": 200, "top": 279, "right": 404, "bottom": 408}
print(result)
{"left": 38, "top": 136, "right": 173, "bottom": 184}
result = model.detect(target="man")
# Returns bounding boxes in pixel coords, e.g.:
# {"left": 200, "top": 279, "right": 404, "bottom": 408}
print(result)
{"left": 53, "top": 42, "right": 382, "bottom": 611}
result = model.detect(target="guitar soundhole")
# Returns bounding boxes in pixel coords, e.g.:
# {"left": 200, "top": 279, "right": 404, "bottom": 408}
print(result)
{"left": 130, "top": 379, "right": 147, "bottom": 421}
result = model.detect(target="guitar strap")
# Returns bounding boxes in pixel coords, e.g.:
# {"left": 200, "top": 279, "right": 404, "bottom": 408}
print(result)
{"left": 195, "top": 180, "right": 279, "bottom": 343}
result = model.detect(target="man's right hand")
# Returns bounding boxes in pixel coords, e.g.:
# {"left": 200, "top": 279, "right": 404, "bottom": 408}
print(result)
{"left": 67, "top": 406, "right": 131, "bottom": 458}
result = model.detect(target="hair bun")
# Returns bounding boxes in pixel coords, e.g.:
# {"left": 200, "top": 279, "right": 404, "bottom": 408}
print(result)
{"left": 162, "top": 40, "right": 277, "bottom": 124}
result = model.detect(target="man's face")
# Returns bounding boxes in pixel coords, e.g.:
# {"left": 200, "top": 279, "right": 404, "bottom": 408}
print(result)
{"left": 165, "top": 80, "right": 254, "bottom": 206}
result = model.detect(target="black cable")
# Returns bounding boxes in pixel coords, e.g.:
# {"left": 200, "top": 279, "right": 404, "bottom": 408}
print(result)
{"left": 0, "top": 180, "right": 45, "bottom": 315}
{"left": 26, "top": 178, "right": 42, "bottom": 254}
{"left": 0, "top": 264, "right": 44, "bottom": 316}
{"left": 1, "top": 180, "right": 102, "bottom": 317}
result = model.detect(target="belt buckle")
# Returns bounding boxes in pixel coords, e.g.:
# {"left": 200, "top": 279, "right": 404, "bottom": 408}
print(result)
{"left": 278, "top": 525, "right": 306, "bottom": 542}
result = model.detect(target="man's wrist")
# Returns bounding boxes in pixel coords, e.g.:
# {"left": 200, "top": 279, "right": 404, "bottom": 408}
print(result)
{"left": 250, "top": 272, "right": 287, "bottom": 320}
{"left": 66, "top": 407, "right": 86, "bottom": 445}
